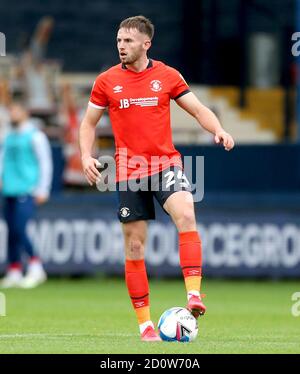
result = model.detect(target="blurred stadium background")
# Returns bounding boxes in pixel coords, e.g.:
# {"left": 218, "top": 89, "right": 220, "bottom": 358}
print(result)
{"left": 1, "top": 0, "right": 299, "bottom": 278}
{"left": 0, "top": 0, "right": 300, "bottom": 354}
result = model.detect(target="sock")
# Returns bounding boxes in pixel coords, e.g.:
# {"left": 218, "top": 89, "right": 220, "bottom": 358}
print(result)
{"left": 29, "top": 256, "right": 41, "bottom": 264}
{"left": 8, "top": 262, "right": 22, "bottom": 272}
{"left": 125, "top": 259, "right": 151, "bottom": 330}
{"left": 179, "top": 231, "right": 202, "bottom": 300}
{"left": 27, "top": 257, "right": 44, "bottom": 274}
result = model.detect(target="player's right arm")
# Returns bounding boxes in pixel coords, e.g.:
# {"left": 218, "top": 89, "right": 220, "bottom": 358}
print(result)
{"left": 79, "top": 105, "right": 104, "bottom": 186}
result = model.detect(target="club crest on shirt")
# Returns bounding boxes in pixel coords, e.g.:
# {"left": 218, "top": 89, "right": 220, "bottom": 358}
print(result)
{"left": 150, "top": 80, "right": 162, "bottom": 92}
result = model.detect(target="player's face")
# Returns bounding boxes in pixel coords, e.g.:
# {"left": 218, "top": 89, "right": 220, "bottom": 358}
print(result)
{"left": 9, "top": 104, "right": 28, "bottom": 125}
{"left": 117, "top": 28, "right": 151, "bottom": 65}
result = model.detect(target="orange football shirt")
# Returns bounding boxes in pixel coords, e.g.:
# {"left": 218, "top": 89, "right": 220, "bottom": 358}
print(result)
{"left": 89, "top": 59, "right": 190, "bottom": 182}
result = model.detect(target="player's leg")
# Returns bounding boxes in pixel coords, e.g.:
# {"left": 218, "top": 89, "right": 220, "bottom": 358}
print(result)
{"left": 122, "top": 220, "right": 160, "bottom": 341}
{"left": 15, "top": 195, "right": 46, "bottom": 288}
{"left": 19, "top": 197, "right": 36, "bottom": 258}
{"left": 0, "top": 197, "right": 23, "bottom": 288}
{"left": 118, "top": 181, "right": 161, "bottom": 341}
{"left": 163, "top": 190, "right": 206, "bottom": 317}
{"left": 123, "top": 221, "right": 149, "bottom": 327}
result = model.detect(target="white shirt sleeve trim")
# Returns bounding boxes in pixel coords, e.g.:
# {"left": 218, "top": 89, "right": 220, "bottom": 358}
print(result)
{"left": 88, "top": 101, "right": 106, "bottom": 110}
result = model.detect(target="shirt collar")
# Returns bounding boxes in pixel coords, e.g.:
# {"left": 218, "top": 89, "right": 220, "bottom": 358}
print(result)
{"left": 12, "top": 119, "right": 36, "bottom": 133}
{"left": 121, "top": 59, "right": 153, "bottom": 70}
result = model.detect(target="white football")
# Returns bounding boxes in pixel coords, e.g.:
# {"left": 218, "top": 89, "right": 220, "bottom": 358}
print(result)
{"left": 158, "top": 307, "right": 198, "bottom": 342}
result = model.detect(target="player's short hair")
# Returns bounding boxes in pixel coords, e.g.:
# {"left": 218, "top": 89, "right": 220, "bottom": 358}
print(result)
{"left": 119, "top": 15, "right": 154, "bottom": 40}
{"left": 9, "top": 97, "right": 28, "bottom": 111}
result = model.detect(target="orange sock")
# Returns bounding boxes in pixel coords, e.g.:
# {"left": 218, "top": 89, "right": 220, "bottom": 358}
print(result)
{"left": 125, "top": 259, "right": 151, "bottom": 326}
{"left": 179, "top": 231, "right": 202, "bottom": 298}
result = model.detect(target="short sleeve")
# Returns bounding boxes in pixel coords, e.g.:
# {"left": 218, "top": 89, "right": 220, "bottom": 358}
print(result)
{"left": 89, "top": 73, "right": 109, "bottom": 109}
{"left": 168, "top": 67, "right": 190, "bottom": 100}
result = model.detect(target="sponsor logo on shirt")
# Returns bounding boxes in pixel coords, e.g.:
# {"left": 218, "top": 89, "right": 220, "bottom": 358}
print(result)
{"left": 113, "top": 85, "right": 123, "bottom": 93}
{"left": 119, "top": 97, "right": 158, "bottom": 109}
{"left": 150, "top": 80, "right": 162, "bottom": 92}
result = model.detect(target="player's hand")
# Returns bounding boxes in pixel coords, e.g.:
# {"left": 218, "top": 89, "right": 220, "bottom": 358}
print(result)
{"left": 215, "top": 131, "right": 235, "bottom": 151}
{"left": 81, "top": 156, "right": 102, "bottom": 186}
{"left": 34, "top": 195, "right": 49, "bottom": 205}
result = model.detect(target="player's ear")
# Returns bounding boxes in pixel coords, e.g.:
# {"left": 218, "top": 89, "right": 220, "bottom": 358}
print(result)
{"left": 144, "top": 39, "right": 151, "bottom": 51}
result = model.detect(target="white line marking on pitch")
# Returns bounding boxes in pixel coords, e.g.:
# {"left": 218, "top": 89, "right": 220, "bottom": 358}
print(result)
{"left": 0, "top": 333, "right": 135, "bottom": 339}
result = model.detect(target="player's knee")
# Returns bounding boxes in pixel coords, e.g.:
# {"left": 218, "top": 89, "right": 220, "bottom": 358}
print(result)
{"left": 177, "top": 208, "right": 196, "bottom": 231}
{"left": 129, "top": 239, "right": 144, "bottom": 259}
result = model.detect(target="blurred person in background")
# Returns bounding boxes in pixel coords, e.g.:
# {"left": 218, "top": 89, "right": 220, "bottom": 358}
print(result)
{"left": 60, "top": 83, "right": 89, "bottom": 186}
{"left": 0, "top": 101, "right": 53, "bottom": 288}
{"left": 60, "top": 82, "right": 114, "bottom": 187}
{"left": 22, "top": 17, "right": 55, "bottom": 115}
{"left": 17, "top": 16, "right": 57, "bottom": 130}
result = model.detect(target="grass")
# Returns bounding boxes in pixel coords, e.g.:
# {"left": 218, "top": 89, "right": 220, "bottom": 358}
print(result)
{"left": 0, "top": 277, "right": 299, "bottom": 354}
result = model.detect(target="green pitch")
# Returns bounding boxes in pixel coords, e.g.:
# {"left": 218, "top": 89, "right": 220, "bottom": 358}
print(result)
{"left": 0, "top": 277, "right": 299, "bottom": 354}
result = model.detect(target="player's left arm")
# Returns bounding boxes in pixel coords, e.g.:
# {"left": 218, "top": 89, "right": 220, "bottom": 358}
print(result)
{"left": 176, "top": 92, "right": 234, "bottom": 151}
{"left": 32, "top": 131, "right": 53, "bottom": 204}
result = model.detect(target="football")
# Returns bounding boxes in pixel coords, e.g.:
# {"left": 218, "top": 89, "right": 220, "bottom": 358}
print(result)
{"left": 158, "top": 307, "right": 198, "bottom": 342}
